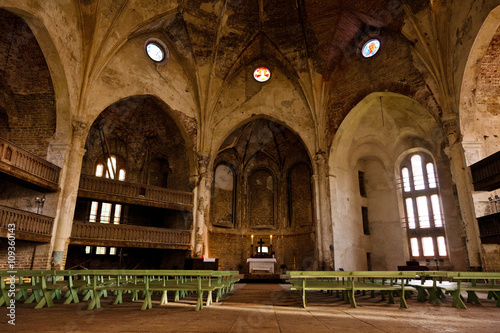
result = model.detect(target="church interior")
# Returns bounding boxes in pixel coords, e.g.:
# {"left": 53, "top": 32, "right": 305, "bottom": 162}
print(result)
{"left": 1, "top": 0, "right": 500, "bottom": 277}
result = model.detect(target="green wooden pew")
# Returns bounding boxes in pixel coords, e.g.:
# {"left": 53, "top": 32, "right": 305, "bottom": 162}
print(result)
{"left": 288, "top": 271, "right": 418, "bottom": 309}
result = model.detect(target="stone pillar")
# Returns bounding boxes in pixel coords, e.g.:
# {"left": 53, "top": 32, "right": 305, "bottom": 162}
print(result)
{"left": 51, "top": 119, "right": 87, "bottom": 269}
{"left": 192, "top": 152, "right": 211, "bottom": 258}
{"left": 442, "top": 117, "right": 482, "bottom": 268}
{"left": 312, "top": 151, "right": 334, "bottom": 270}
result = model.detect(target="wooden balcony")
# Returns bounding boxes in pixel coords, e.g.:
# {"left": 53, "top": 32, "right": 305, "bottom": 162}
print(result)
{"left": 0, "top": 205, "right": 54, "bottom": 242}
{"left": 0, "top": 138, "right": 60, "bottom": 191}
{"left": 477, "top": 212, "right": 500, "bottom": 244}
{"left": 78, "top": 175, "right": 193, "bottom": 211}
{"left": 70, "top": 221, "right": 192, "bottom": 250}
{"left": 470, "top": 150, "right": 500, "bottom": 191}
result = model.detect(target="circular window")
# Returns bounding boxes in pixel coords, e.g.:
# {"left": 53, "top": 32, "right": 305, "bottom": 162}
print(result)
{"left": 361, "top": 39, "right": 381, "bottom": 58}
{"left": 144, "top": 39, "right": 169, "bottom": 65}
{"left": 253, "top": 67, "right": 271, "bottom": 82}
{"left": 146, "top": 43, "right": 164, "bottom": 62}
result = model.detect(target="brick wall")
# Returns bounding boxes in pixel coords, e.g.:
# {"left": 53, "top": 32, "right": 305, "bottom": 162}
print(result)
{"left": 0, "top": 240, "right": 52, "bottom": 270}
{"left": 482, "top": 244, "right": 500, "bottom": 272}
{"left": 208, "top": 231, "right": 315, "bottom": 273}
{"left": 289, "top": 163, "right": 313, "bottom": 227}
{"left": 0, "top": 9, "right": 56, "bottom": 158}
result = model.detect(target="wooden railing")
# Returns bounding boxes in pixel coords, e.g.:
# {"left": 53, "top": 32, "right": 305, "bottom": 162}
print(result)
{"left": 78, "top": 175, "right": 193, "bottom": 211}
{"left": 470, "top": 150, "right": 500, "bottom": 191}
{"left": 0, "top": 205, "right": 54, "bottom": 242}
{"left": 477, "top": 212, "right": 500, "bottom": 244}
{"left": 70, "top": 221, "right": 192, "bottom": 249}
{"left": 0, "top": 138, "right": 60, "bottom": 191}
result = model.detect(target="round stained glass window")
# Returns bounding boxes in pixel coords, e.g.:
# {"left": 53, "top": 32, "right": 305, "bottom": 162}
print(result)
{"left": 146, "top": 43, "right": 164, "bottom": 62}
{"left": 361, "top": 39, "right": 381, "bottom": 58}
{"left": 253, "top": 67, "right": 271, "bottom": 82}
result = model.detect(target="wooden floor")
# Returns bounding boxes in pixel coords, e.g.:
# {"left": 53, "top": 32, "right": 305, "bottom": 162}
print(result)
{"left": 1, "top": 283, "right": 499, "bottom": 332}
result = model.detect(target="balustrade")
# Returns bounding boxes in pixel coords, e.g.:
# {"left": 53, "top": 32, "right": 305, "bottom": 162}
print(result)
{"left": 470, "top": 151, "right": 500, "bottom": 191}
{"left": 0, "top": 205, "right": 54, "bottom": 242}
{"left": 477, "top": 212, "right": 500, "bottom": 244}
{"left": 70, "top": 221, "right": 191, "bottom": 249}
{"left": 0, "top": 138, "right": 60, "bottom": 190}
{"left": 78, "top": 175, "right": 193, "bottom": 211}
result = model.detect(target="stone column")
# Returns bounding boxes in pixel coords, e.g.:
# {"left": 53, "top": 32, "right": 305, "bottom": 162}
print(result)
{"left": 442, "top": 117, "right": 482, "bottom": 268}
{"left": 192, "top": 152, "right": 211, "bottom": 258}
{"left": 51, "top": 119, "right": 87, "bottom": 269}
{"left": 312, "top": 151, "right": 334, "bottom": 270}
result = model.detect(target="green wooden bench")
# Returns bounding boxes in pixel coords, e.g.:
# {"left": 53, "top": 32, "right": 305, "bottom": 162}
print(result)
{"left": 449, "top": 272, "right": 500, "bottom": 309}
{"left": 1, "top": 269, "right": 240, "bottom": 311}
{"left": 288, "top": 271, "right": 418, "bottom": 309}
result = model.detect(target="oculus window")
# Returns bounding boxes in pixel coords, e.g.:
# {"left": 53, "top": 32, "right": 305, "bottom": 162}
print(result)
{"left": 253, "top": 67, "right": 271, "bottom": 82}
{"left": 361, "top": 39, "right": 380, "bottom": 58}
{"left": 144, "top": 39, "right": 169, "bottom": 65}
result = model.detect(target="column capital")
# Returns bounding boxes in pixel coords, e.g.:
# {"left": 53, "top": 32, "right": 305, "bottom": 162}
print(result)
{"left": 441, "top": 116, "right": 459, "bottom": 136}
{"left": 314, "top": 150, "right": 327, "bottom": 165}
{"left": 197, "top": 152, "right": 210, "bottom": 174}
{"left": 71, "top": 118, "right": 88, "bottom": 138}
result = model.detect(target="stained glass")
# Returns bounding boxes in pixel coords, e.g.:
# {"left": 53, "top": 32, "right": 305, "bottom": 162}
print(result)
{"left": 146, "top": 43, "right": 164, "bottom": 62}
{"left": 253, "top": 67, "right": 271, "bottom": 82}
{"left": 362, "top": 39, "right": 380, "bottom": 58}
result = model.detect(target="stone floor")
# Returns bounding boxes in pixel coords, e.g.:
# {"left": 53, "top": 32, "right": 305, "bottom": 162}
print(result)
{"left": 1, "top": 283, "right": 499, "bottom": 332}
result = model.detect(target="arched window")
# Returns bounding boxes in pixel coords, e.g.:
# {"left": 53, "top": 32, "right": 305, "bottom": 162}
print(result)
{"left": 89, "top": 156, "right": 126, "bottom": 225}
{"left": 400, "top": 152, "right": 447, "bottom": 259}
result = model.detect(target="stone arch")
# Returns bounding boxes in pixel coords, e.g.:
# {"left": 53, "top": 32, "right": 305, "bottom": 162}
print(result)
{"left": 85, "top": 94, "right": 196, "bottom": 184}
{"left": 460, "top": 5, "right": 500, "bottom": 164}
{"left": 329, "top": 92, "right": 447, "bottom": 270}
{"left": 1, "top": 6, "right": 72, "bottom": 153}
{"left": 82, "top": 95, "right": 195, "bottom": 191}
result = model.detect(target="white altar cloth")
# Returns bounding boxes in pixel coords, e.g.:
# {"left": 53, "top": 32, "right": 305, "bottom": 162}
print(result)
{"left": 246, "top": 258, "right": 277, "bottom": 274}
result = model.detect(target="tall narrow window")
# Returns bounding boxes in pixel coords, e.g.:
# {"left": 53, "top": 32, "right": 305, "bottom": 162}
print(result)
{"left": 358, "top": 171, "right": 367, "bottom": 197}
{"left": 361, "top": 206, "right": 370, "bottom": 235}
{"left": 400, "top": 152, "right": 447, "bottom": 259}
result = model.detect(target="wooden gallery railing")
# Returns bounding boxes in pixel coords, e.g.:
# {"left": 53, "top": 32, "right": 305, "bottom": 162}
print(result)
{"left": 70, "top": 221, "right": 192, "bottom": 249}
{"left": 78, "top": 175, "right": 193, "bottom": 211}
{"left": 477, "top": 212, "right": 500, "bottom": 244}
{"left": 0, "top": 205, "right": 54, "bottom": 242}
{"left": 0, "top": 138, "right": 60, "bottom": 191}
{"left": 470, "top": 150, "right": 500, "bottom": 191}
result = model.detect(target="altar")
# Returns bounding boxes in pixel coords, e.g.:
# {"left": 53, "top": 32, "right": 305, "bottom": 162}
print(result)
{"left": 246, "top": 258, "right": 277, "bottom": 274}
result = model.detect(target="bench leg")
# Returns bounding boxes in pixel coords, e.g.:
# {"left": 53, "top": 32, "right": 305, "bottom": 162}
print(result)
{"left": 216, "top": 289, "right": 221, "bottom": 302}
{"left": 206, "top": 291, "right": 213, "bottom": 306}
{"left": 400, "top": 293, "right": 408, "bottom": 309}
{"left": 15, "top": 289, "right": 28, "bottom": 300}
{"left": 195, "top": 291, "right": 203, "bottom": 311}
{"left": 113, "top": 291, "right": 123, "bottom": 305}
{"left": 302, "top": 288, "right": 306, "bottom": 308}
{"left": 141, "top": 291, "right": 152, "bottom": 310}
{"left": 64, "top": 289, "right": 80, "bottom": 304}
{"left": 451, "top": 291, "right": 467, "bottom": 309}
{"left": 35, "top": 289, "right": 54, "bottom": 309}
{"left": 83, "top": 290, "right": 92, "bottom": 301}
{"left": 487, "top": 291, "right": 498, "bottom": 300}
{"left": 87, "top": 290, "right": 103, "bottom": 310}
{"left": 466, "top": 291, "right": 481, "bottom": 305}
{"left": 160, "top": 291, "right": 168, "bottom": 305}
{"left": 428, "top": 288, "right": 441, "bottom": 305}
{"left": 388, "top": 291, "right": 395, "bottom": 304}
{"left": 348, "top": 290, "right": 357, "bottom": 308}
